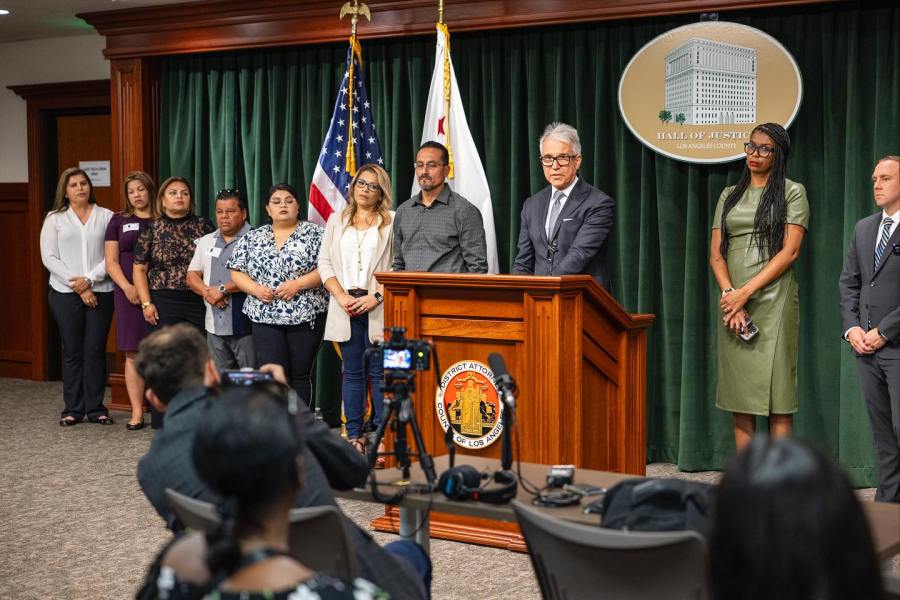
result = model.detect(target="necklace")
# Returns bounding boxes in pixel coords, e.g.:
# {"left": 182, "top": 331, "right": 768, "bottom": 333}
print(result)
{"left": 353, "top": 212, "right": 376, "bottom": 277}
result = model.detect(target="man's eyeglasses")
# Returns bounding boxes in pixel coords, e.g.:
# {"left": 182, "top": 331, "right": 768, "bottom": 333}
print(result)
{"left": 354, "top": 180, "right": 381, "bottom": 192}
{"left": 413, "top": 161, "right": 445, "bottom": 170}
{"left": 540, "top": 154, "right": 577, "bottom": 167}
{"left": 744, "top": 143, "right": 775, "bottom": 158}
{"left": 269, "top": 197, "right": 297, "bottom": 206}
{"left": 216, "top": 188, "right": 240, "bottom": 199}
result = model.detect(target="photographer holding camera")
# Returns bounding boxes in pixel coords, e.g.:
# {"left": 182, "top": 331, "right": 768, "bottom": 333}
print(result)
{"left": 135, "top": 324, "right": 430, "bottom": 600}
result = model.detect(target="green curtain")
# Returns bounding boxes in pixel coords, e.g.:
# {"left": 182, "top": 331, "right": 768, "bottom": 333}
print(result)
{"left": 159, "top": 2, "right": 898, "bottom": 485}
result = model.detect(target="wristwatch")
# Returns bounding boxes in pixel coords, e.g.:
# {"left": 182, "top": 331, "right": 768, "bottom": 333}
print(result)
{"left": 141, "top": 301, "right": 152, "bottom": 309}
{"left": 373, "top": 292, "right": 384, "bottom": 305}
{"left": 218, "top": 284, "right": 228, "bottom": 295}
{"left": 84, "top": 277, "right": 93, "bottom": 288}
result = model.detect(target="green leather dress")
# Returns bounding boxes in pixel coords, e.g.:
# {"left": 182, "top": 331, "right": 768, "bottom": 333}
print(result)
{"left": 712, "top": 180, "right": 810, "bottom": 415}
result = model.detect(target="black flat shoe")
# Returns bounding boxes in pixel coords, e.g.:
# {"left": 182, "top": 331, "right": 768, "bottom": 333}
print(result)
{"left": 59, "top": 417, "right": 81, "bottom": 426}
{"left": 89, "top": 416, "right": 114, "bottom": 425}
{"left": 126, "top": 420, "right": 145, "bottom": 430}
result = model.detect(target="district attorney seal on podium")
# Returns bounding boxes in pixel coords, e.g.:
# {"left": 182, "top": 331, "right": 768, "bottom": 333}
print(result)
{"left": 436, "top": 360, "right": 504, "bottom": 449}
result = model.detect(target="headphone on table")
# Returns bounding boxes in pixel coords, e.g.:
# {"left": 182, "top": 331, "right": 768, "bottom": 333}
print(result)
{"left": 438, "top": 465, "right": 518, "bottom": 504}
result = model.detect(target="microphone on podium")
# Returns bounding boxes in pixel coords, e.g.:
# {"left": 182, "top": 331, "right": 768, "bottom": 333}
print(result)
{"left": 488, "top": 353, "right": 518, "bottom": 472}
{"left": 488, "top": 353, "right": 517, "bottom": 411}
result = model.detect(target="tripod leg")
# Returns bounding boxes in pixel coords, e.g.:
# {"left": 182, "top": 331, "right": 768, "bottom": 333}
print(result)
{"left": 404, "top": 397, "right": 437, "bottom": 486}
{"left": 368, "top": 401, "right": 394, "bottom": 471}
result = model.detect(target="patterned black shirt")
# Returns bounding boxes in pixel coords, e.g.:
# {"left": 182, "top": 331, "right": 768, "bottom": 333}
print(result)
{"left": 391, "top": 184, "right": 488, "bottom": 273}
{"left": 227, "top": 222, "right": 328, "bottom": 325}
{"left": 134, "top": 214, "right": 214, "bottom": 291}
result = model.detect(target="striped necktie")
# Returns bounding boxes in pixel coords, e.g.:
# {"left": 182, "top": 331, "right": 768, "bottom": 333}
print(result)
{"left": 546, "top": 190, "right": 565, "bottom": 239}
{"left": 875, "top": 217, "right": 893, "bottom": 269}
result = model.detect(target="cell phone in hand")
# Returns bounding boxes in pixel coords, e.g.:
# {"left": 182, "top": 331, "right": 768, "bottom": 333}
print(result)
{"left": 739, "top": 317, "right": 759, "bottom": 342}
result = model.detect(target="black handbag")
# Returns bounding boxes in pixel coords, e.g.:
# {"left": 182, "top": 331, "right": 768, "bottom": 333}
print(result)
{"left": 593, "top": 477, "right": 716, "bottom": 537}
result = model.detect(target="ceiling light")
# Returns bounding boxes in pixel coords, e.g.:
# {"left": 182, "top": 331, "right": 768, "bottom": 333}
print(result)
{"left": 0, "top": 10, "right": 10, "bottom": 15}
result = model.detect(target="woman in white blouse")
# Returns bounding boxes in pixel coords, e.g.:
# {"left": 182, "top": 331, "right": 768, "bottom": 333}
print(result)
{"left": 318, "top": 165, "right": 394, "bottom": 466}
{"left": 40, "top": 168, "right": 115, "bottom": 426}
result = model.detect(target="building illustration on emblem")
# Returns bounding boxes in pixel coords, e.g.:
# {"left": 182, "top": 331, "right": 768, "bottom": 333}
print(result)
{"left": 664, "top": 38, "right": 757, "bottom": 125}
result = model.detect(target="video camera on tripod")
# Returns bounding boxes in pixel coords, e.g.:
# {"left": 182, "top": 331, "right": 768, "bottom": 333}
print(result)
{"left": 364, "top": 327, "right": 438, "bottom": 502}
{"left": 381, "top": 327, "right": 432, "bottom": 377}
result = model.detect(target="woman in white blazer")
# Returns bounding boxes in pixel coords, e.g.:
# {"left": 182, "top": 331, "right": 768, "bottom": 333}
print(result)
{"left": 318, "top": 164, "right": 394, "bottom": 466}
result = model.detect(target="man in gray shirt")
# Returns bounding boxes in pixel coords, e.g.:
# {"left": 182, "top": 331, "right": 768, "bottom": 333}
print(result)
{"left": 186, "top": 190, "right": 254, "bottom": 370}
{"left": 392, "top": 141, "right": 488, "bottom": 273}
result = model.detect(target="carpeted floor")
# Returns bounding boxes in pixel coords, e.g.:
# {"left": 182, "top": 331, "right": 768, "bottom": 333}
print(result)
{"left": 0, "top": 378, "right": 891, "bottom": 599}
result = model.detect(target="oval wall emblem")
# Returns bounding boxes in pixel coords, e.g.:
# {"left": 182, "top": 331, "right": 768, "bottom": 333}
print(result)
{"left": 435, "top": 360, "right": 503, "bottom": 449}
{"left": 618, "top": 21, "right": 802, "bottom": 164}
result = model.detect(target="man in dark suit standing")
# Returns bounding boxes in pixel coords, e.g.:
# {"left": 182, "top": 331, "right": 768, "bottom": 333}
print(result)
{"left": 513, "top": 122, "right": 615, "bottom": 287}
{"left": 839, "top": 155, "right": 900, "bottom": 503}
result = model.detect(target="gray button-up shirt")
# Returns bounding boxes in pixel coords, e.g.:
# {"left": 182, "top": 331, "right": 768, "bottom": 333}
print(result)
{"left": 391, "top": 184, "right": 488, "bottom": 273}
{"left": 189, "top": 223, "right": 252, "bottom": 336}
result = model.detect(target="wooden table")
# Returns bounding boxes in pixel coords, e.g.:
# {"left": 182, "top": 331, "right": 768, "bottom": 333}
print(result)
{"left": 338, "top": 456, "right": 900, "bottom": 560}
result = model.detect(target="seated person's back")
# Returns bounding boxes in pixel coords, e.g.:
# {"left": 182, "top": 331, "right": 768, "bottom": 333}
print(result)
{"left": 709, "top": 434, "right": 885, "bottom": 600}
{"left": 137, "top": 385, "right": 387, "bottom": 600}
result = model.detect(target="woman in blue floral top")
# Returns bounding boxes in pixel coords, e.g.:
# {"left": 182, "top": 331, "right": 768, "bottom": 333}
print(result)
{"left": 228, "top": 183, "right": 328, "bottom": 405}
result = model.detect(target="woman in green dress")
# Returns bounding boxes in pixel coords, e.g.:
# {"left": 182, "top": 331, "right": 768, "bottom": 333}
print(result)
{"left": 709, "top": 123, "right": 809, "bottom": 451}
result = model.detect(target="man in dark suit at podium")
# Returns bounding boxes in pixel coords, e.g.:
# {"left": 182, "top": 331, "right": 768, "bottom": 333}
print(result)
{"left": 513, "top": 122, "right": 615, "bottom": 287}
{"left": 839, "top": 155, "right": 900, "bottom": 503}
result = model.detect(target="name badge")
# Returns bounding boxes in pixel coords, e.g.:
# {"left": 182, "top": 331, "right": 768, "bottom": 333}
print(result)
{"left": 207, "top": 246, "right": 223, "bottom": 257}
{"left": 123, "top": 223, "right": 140, "bottom": 232}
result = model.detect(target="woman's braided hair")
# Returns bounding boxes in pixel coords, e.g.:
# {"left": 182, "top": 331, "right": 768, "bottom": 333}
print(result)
{"left": 719, "top": 123, "right": 791, "bottom": 261}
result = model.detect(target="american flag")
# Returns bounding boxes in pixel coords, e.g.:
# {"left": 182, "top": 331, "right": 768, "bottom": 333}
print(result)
{"left": 309, "top": 39, "right": 384, "bottom": 225}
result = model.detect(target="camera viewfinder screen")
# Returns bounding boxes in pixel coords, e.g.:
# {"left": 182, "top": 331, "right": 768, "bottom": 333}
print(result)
{"left": 223, "top": 371, "right": 274, "bottom": 386}
{"left": 383, "top": 348, "right": 411, "bottom": 369}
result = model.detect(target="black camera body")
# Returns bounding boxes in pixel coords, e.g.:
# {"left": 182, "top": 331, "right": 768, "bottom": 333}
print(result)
{"left": 382, "top": 327, "right": 432, "bottom": 373}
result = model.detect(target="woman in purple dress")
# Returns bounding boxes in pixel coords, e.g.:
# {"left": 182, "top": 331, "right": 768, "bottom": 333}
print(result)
{"left": 105, "top": 171, "right": 157, "bottom": 430}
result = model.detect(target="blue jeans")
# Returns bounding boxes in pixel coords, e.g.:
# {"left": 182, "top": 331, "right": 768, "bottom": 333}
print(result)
{"left": 385, "top": 540, "right": 432, "bottom": 598}
{"left": 339, "top": 313, "right": 384, "bottom": 438}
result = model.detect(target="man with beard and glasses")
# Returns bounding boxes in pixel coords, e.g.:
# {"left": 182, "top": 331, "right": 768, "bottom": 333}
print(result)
{"left": 391, "top": 141, "right": 488, "bottom": 273}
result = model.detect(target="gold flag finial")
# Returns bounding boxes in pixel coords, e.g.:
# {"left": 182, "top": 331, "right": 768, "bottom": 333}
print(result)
{"left": 339, "top": 0, "right": 371, "bottom": 37}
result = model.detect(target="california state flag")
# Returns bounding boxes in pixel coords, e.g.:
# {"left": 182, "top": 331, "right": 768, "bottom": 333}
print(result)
{"left": 413, "top": 23, "right": 499, "bottom": 274}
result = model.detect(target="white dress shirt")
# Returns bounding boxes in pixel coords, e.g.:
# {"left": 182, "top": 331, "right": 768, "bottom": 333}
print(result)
{"left": 40, "top": 205, "right": 114, "bottom": 293}
{"left": 874, "top": 208, "right": 899, "bottom": 255}
{"left": 544, "top": 177, "right": 579, "bottom": 237}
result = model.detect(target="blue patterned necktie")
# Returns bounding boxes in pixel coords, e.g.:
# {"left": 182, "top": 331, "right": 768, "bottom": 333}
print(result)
{"left": 875, "top": 217, "right": 893, "bottom": 269}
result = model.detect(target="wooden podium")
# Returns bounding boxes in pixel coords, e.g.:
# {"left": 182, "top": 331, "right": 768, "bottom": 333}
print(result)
{"left": 370, "top": 273, "right": 654, "bottom": 550}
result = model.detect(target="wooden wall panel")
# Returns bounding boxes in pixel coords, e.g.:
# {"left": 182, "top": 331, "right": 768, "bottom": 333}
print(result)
{"left": 0, "top": 184, "right": 33, "bottom": 379}
{"left": 9, "top": 80, "right": 111, "bottom": 381}
{"left": 80, "top": 0, "right": 842, "bottom": 59}
{"left": 57, "top": 114, "right": 114, "bottom": 209}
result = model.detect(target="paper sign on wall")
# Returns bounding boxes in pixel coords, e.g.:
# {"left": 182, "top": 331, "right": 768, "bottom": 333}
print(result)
{"left": 78, "top": 161, "right": 111, "bottom": 187}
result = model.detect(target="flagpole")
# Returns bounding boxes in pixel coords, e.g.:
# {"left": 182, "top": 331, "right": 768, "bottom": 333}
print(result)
{"left": 438, "top": 0, "right": 444, "bottom": 24}
{"left": 340, "top": 0, "right": 371, "bottom": 177}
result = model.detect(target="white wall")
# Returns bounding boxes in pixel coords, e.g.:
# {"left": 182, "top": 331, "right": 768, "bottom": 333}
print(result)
{"left": 0, "top": 34, "right": 109, "bottom": 182}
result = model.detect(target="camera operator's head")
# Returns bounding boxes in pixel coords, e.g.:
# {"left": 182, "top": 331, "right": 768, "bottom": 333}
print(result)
{"left": 135, "top": 323, "right": 218, "bottom": 410}
{"left": 192, "top": 385, "right": 304, "bottom": 575}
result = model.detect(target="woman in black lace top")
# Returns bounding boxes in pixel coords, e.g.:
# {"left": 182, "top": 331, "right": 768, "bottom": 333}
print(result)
{"left": 133, "top": 177, "right": 213, "bottom": 426}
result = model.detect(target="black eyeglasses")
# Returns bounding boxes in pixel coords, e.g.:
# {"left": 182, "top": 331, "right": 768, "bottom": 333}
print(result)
{"left": 744, "top": 143, "right": 775, "bottom": 158}
{"left": 539, "top": 154, "right": 578, "bottom": 167}
{"left": 354, "top": 180, "right": 381, "bottom": 192}
{"left": 216, "top": 188, "right": 241, "bottom": 199}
